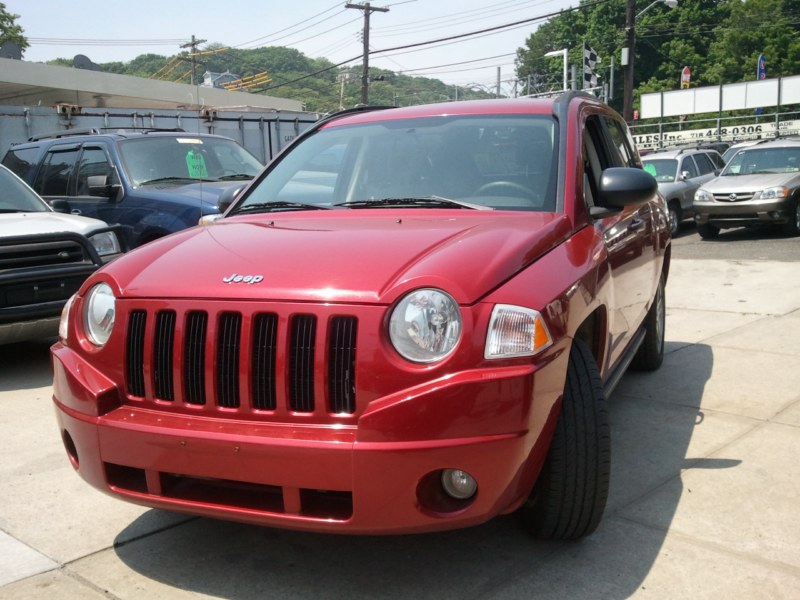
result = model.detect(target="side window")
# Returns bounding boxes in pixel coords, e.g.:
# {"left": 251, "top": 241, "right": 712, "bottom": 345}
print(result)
{"left": 76, "top": 146, "right": 115, "bottom": 195}
{"left": 2, "top": 146, "right": 41, "bottom": 181}
{"left": 32, "top": 147, "right": 80, "bottom": 196}
{"left": 603, "top": 117, "right": 639, "bottom": 168}
{"left": 582, "top": 116, "right": 607, "bottom": 208}
{"left": 681, "top": 156, "right": 699, "bottom": 178}
{"left": 693, "top": 152, "right": 716, "bottom": 175}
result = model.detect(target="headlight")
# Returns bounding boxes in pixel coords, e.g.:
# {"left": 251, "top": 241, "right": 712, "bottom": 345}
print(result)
{"left": 389, "top": 288, "right": 461, "bottom": 363}
{"left": 757, "top": 186, "right": 789, "bottom": 200}
{"left": 58, "top": 294, "right": 76, "bottom": 342}
{"left": 84, "top": 282, "right": 116, "bottom": 346}
{"left": 484, "top": 304, "right": 552, "bottom": 359}
{"left": 88, "top": 230, "right": 121, "bottom": 257}
{"left": 694, "top": 189, "right": 714, "bottom": 203}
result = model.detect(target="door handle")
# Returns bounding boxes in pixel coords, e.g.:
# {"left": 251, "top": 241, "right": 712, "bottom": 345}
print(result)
{"left": 628, "top": 218, "right": 645, "bottom": 231}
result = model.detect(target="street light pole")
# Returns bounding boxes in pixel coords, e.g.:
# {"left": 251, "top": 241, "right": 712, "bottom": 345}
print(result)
{"left": 545, "top": 49, "right": 568, "bottom": 92}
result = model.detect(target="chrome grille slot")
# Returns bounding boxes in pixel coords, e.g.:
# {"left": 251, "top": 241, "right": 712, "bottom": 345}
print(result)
{"left": 251, "top": 313, "right": 278, "bottom": 410}
{"left": 184, "top": 312, "right": 207, "bottom": 405}
{"left": 153, "top": 311, "right": 176, "bottom": 400}
{"left": 126, "top": 310, "right": 146, "bottom": 397}
{"left": 289, "top": 315, "right": 316, "bottom": 412}
{"left": 328, "top": 316, "right": 357, "bottom": 414}
{"left": 216, "top": 312, "right": 242, "bottom": 408}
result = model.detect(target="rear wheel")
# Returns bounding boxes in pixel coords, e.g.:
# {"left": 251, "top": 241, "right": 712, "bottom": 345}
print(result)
{"left": 632, "top": 273, "right": 665, "bottom": 371}
{"left": 697, "top": 222, "right": 720, "bottom": 239}
{"left": 518, "top": 339, "right": 610, "bottom": 540}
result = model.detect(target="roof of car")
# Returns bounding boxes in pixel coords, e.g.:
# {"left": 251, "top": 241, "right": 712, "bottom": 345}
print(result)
{"left": 740, "top": 137, "right": 800, "bottom": 150}
{"left": 642, "top": 147, "right": 720, "bottom": 160}
{"left": 20, "top": 129, "right": 232, "bottom": 146}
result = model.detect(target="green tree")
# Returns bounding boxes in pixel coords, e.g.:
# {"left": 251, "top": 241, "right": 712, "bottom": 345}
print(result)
{"left": 0, "top": 2, "right": 28, "bottom": 54}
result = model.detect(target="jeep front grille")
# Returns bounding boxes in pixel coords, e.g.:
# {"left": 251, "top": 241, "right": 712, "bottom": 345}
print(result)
{"left": 124, "top": 306, "right": 358, "bottom": 416}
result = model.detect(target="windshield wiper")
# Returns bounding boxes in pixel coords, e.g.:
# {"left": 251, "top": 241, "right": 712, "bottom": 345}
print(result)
{"left": 234, "top": 201, "right": 333, "bottom": 214}
{"left": 335, "top": 196, "right": 491, "bottom": 210}
{"left": 217, "top": 173, "right": 255, "bottom": 181}
{"left": 139, "top": 176, "right": 217, "bottom": 185}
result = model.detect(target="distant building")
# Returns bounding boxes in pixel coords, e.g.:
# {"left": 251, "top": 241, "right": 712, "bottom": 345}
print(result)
{"left": 203, "top": 71, "right": 241, "bottom": 89}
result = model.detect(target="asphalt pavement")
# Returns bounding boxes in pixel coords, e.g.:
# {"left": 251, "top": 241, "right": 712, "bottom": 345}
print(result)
{"left": 1, "top": 241, "right": 799, "bottom": 599}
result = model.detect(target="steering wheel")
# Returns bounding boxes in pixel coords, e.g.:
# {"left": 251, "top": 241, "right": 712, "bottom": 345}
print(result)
{"left": 474, "top": 180, "right": 535, "bottom": 198}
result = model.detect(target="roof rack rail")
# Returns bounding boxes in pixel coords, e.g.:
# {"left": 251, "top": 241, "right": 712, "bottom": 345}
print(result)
{"left": 27, "top": 128, "right": 102, "bottom": 141}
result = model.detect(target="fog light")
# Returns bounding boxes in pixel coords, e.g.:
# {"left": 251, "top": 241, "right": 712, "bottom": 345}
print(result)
{"left": 441, "top": 469, "right": 477, "bottom": 500}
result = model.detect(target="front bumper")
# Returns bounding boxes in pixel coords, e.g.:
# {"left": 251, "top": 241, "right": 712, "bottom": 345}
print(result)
{"left": 693, "top": 197, "right": 794, "bottom": 228}
{"left": 52, "top": 344, "right": 563, "bottom": 534}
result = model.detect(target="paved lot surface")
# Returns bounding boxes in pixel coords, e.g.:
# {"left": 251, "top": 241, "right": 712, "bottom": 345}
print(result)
{"left": 1, "top": 237, "right": 799, "bottom": 598}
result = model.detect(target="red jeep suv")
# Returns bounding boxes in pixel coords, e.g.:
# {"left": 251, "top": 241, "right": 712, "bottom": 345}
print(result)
{"left": 51, "top": 93, "right": 670, "bottom": 539}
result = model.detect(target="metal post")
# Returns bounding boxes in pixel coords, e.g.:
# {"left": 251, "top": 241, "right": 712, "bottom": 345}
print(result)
{"left": 346, "top": 3, "right": 389, "bottom": 105}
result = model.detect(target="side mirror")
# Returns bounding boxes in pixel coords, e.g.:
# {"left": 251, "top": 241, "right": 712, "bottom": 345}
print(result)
{"left": 217, "top": 183, "right": 248, "bottom": 214}
{"left": 87, "top": 175, "right": 121, "bottom": 199}
{"left": 50, "top": 198, "right": 71, "bottom": 213}
{"left": 590, "top": 167, "right": 657, "bottom": 218}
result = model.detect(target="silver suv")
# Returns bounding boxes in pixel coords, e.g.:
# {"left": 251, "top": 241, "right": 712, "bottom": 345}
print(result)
{"left": 642, "top": 148, "right": 724, "bottom": 235}
{"left": 693, "top": 138, "right": 800, "bottom": 238}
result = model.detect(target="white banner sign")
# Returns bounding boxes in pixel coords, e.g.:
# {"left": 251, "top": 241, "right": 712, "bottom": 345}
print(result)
{"left": 632, "top": 119, "right": 800, "bottom": 150}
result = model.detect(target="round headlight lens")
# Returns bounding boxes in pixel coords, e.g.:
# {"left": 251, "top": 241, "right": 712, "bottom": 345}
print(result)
{"left": 389, "top": 288, "right": 461, "bottom": 363}
{"left": 84, "top": 282, "right": 116, "bottom": 346}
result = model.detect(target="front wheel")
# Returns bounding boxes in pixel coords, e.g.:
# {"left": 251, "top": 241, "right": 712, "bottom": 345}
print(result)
{"left": 697, "top": 222, "right": 720, "bottom": 239}
{"left": 518, "top": 339, "right": 610, "bottom": 540}
{"left": 667, "top": 201, "right": 681, "bottom": 236}
{"left": 781, "top": 199, "right": 800, "bottom": 236}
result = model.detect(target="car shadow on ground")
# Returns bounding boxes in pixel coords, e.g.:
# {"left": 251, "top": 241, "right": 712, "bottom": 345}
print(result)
{"left": 0, "top": 339, "right": 55, "bottom": 392}
{"left": 112, "top": 343, "right": 715, "bottom": 599}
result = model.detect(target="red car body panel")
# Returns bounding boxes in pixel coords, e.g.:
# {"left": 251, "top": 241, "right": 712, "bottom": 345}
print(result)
{"left": 51, "top": 95, "right": 670, "bottom": 534}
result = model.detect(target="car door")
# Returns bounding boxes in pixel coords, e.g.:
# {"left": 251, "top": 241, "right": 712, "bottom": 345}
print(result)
{"left": 66, "top": 144, "right": 125, "bottom": 225}
{"left": 676, "top": 154, "right": 701, "bottom": 212}
{"left": 31, "top": 144, "right": 80, "bottom": 204}
{"left": 584, "top": 113, "right": 660, "bottom": 373}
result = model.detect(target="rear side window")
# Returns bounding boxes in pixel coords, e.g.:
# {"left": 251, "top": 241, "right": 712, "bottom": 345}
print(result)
{"left": 33, "top": 147, "right": 80, "bottom": 196}
{"left": 2, "top": 146, "right": 41, "bottom": 181}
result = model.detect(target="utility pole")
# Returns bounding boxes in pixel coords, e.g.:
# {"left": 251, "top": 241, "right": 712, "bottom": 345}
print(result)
{"left": 346, "top": 2, "right": 389, "bottom": 105}
{"left": 180, "top": 34, "right": 207, "bottom": 86}
{"left": 622, "top": 0, "right": 635, "bottom": 122}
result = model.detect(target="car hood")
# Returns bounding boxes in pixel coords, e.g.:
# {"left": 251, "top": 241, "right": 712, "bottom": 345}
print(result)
{"left": 0, "top": 211, "right": 108, "bottom": 238}
{"left": 703, "top": 172, "right": 799, "bottom": 193}
{"left": 103, "top": 211, "right": 573, "bottom": 305}
{"left": 133, "top": 180, "right": 250, "bottom": 210}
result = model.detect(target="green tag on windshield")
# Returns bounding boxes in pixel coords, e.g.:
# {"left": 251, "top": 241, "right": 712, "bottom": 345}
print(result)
{"left": 186, "top": 149, "right": 208, "bottom": 178}
{"left": 643, "top": 163, "right": 657, "bottom": 177}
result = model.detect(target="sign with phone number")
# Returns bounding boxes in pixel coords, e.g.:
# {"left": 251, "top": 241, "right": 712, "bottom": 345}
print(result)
{"left": 633, "top": 119, "right": 800, "bottom": 149}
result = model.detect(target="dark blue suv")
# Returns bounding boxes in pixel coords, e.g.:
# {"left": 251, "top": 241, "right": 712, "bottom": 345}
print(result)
{"left": 2, "top": 130, "right": 263, "bottom": 248}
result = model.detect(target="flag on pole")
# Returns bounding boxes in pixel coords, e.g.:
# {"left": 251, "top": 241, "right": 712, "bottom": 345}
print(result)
{"left": 583, "top": 44, "right": 599, "bottom": 91}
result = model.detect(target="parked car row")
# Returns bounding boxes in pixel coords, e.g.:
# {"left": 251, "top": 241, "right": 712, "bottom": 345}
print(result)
{"left": 642, "top": 138, "right": 800, "bottom": 238}
{"left": 1, "top": 129, "right": 263, "bottom": 344}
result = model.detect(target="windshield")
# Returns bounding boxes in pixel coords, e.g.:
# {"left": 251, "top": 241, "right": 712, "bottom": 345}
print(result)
{"left": 0, "top": 165, "right": 50, "bottom": 212}
{"left": 118, "top": 136, "right": 263, "bottom": 186}
{"left": 722, "top": 146, "right": 800, "bottom": 176}
{"left": 233, "top": 114, "right": 558, "bottom": 213}
{"left": 642, "top": 159, "right": 678, "bottom": 183}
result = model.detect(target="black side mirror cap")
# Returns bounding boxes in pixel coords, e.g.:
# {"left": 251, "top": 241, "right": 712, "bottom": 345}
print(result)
{"left": 598, "top": 167, "right": 658, "bottom": 209}
{"left": 87, "top": 175, "right": 120, "bottom": 199}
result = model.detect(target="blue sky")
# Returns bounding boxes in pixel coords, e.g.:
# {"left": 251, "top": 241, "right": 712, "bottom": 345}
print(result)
{"left": 5, "top": 0, "right": 576, "bottom": 91}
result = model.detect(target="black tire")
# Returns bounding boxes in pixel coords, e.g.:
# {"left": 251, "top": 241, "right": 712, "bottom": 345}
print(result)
{"left": 781, "top": 198, "right": 800, "bottom": 236}
{"left": 667, "top": 201, "right": 681, "bottom": 236}
{"left": 632, "top": 273, "right": 666, "bottom": 371}
{"left": 697, "top": 222, "right": 719, "bottom": 239}
{"left": 518, "top": 339, "right": 610, "bottom": 540}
